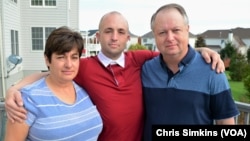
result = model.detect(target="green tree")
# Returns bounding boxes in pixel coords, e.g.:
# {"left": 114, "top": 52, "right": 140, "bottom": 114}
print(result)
{"left": 229, "top": 53, "right": 249, "bottom": 81}
{"left": 195, "top": 36, "right": 206, "bottom": 48}
{"left": 247, "top": 47, "right": 250, "bottom": 63}
{"left": 243, "top": 74, "right": 250, "bottom": 99}
{"left": 128, "top": 43, "right": 147, "bottom": 50}
{"left": 219, "top": 41, "right": 237, "bottom": 60}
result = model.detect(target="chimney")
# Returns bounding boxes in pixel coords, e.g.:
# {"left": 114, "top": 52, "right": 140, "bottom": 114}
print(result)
{"left": 228, "top": 30, "right": 233, "bottom": 42}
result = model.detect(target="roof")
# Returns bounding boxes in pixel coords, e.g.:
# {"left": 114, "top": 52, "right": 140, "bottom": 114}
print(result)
{"left": 141, "top": 31, "right": 154, "bottom": 38}
{"left": 234, "top": 35, "right": 246, "bottom": 46}
{"left": 87, "top": 29, "right": 98, "bottom": 36}
{"left": 198, "top": 27, "right": 250, "bottom": 39}
{"left": 83, "top": 29, "right": 139, "bottom": 37}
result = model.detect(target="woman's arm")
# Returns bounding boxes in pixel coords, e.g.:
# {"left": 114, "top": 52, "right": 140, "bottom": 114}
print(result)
{"left": 5, "top": 72, "right": 49, "bottom": 123}
{"left": 4, "top": 119, "right": 29, "bottom": 141}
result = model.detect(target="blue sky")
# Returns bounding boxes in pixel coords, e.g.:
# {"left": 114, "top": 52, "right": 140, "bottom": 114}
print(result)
{"left": 79, "top": 0, "right": 250, "bottom": 36}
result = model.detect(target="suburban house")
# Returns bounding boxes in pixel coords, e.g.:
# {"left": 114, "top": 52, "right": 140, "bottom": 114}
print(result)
{"left": 140, "top": 28, "right": 250, "bottom": 56}
{"left": 199, "top": 27, "right": 250, "bottom": 56}
{"left": 81, "top": 29, "right": 139, "bottom": 57}
{"left": 80, "top": 29, "right": 100, "bottom": 57}
{"left": 199, "top": 27, "right": 250, "bottom": 68}
{"left": 0, "top": 0, "right": 80, "bottom": 99}
{"left": 141, "top": 31, "right": 197, "bottom": 51}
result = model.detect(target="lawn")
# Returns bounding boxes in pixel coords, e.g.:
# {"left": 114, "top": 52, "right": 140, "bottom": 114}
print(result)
{"left": 228, "top": 80, "right": 248, "bottom": 101}
{"left": 225, "top": 71, "right": 249, "bottom": 103}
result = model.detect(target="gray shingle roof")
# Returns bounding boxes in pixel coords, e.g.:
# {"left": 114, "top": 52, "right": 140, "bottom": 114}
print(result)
{"left": 85, "top": 29, "right": 139, "bottom": 37}
{"left": 87, "top": 29, "right": 98, "bottom": 36}
{"left": 198, "top": 27, "right": 250, "bottom": 39}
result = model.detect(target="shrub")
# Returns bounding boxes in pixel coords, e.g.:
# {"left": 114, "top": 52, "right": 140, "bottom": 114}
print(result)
{"left": 128, "top": 43, "right": 147, "bottom": 50}
{"left": 243, "top": 75, "right": 250, "bottom": 99}
{"left": 229, "top": 53, "right": 249, "bottom": 81}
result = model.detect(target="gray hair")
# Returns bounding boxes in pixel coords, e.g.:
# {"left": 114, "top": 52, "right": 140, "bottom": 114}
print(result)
{"left": 150, "top": 3, "right": 189, "bottom": 30}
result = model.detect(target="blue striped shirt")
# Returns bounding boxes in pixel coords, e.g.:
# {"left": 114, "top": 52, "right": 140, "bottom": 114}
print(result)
{"left": 21, "top": 78, "right": 103, "bottom": 141}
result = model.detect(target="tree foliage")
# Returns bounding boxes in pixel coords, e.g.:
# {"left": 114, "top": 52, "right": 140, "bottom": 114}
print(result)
{"left": 195, "top": 36, "right": 206, "bottom": 48}
{"left": 243, "top": 75, "right": 250, "bottom": 99}
{"left": 128, "top": 43, "right": 147, "bottom": 51}
{"left": 229, "top": 53, "right": 250, "bottom": 81}
{"left": 219, "top": 41, "right": 237, "bottom": 60}
{"left": 247, "top": 47, "right": 250, "bottom": 63}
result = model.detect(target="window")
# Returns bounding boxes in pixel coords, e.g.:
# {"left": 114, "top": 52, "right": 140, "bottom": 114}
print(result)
{"left": 45, "top": 27, "right": 56, "bottom": 40}
{"left": 31, "top": 0, "right": 56, "bottom": 6}
{"left": 32, "top": 27, "right": 43, "bottom": 50}
{"left": 45, "top": 0, "right": 56, "bottom": 6}
{"left": 31, "top": 0, "right": 42, "bottom": 6}
{"left": 31, "top": 27, "right": 56, "bottom": 51}
{"left": 11, "top": 30, "right": 19, "bottom": 55}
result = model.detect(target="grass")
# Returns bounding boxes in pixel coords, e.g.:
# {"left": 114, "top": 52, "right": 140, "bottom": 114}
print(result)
{"left": 225, "top": 71, "right": 249, "bottom": 103}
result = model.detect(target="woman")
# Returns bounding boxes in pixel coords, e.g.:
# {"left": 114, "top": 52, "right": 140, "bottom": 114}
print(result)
{"left": 4, "top": 26, "right": 103, "bottom": 141}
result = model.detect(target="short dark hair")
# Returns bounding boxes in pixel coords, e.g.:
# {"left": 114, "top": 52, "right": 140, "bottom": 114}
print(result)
{"left": 44, "top": 26, "right": 84, "bottom": 63}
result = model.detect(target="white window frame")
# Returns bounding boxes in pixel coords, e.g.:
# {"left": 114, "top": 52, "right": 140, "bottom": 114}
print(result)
{"left": 11, "top": 30, "right": 19, "bottom": 55}
{"left": 30, "top": 0, "right": 56, "bottom": 7}
{"left": 31, "top": 27, "right": 56, "bottom": 51}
